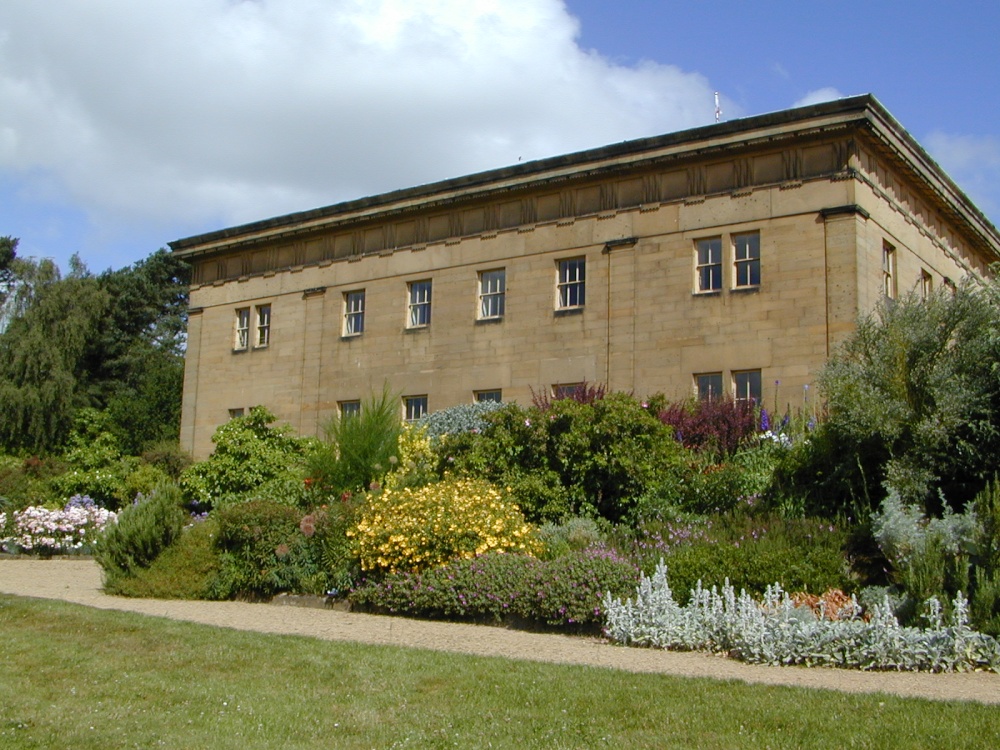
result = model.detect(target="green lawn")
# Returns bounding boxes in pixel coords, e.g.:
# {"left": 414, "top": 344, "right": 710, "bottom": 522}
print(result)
{"left": 1, "top": 594, "right": 996, "bottom": 749}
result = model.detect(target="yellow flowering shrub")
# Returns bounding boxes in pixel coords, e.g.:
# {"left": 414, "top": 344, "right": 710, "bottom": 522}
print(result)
{"left": 349, "top": 476, "right": 540, "bottom": 574}
{"left": 382, "top": 424, "right": 436, "bottom": 491}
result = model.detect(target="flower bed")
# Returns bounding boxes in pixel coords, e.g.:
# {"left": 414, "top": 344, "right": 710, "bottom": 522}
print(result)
{"left": 1, "top": 496, "right": 117, "bottom": 555}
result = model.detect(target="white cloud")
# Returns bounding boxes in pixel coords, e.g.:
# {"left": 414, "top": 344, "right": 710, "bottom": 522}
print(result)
{"left": 792, "top": 87, "right": 845, "bottom": 108}
{"left": 0, "top": 0, "right": 717, "bottom": 236}
{"left": 924, "top": 131, "right": 1000, "bottom": 219}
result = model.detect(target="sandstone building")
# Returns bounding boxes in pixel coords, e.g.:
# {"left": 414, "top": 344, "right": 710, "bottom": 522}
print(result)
{"left": 170, "top": 95, "right": 1000, "bottom": 459}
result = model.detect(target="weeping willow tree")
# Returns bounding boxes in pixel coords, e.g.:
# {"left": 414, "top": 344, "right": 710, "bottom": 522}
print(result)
{"left": 0, "top": 246, "right": 189, "bottom": 455}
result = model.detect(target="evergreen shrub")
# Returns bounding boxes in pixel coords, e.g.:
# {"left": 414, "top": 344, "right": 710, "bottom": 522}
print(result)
{"left": 94, "top": 484, "right": 186, "bottom": 585}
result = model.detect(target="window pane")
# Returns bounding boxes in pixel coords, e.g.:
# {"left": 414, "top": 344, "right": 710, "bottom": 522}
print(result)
{"left": 475, "top": 390, "right": 502, "bottom": 403}
{"left": 344, "top": 291, "right": 365, "bottom": 335}
{"left": 557, "top": 258, "right": 585, "bottom": 308}
{"left": 696, "top": 373, "right": 723, "bottom": 401}
{"left": 734, "top": 370, "right": 762, "bottom": 404}
{"left": 256, "top": 305, "right": 271, "bottom": 347}
{"left": 235, "top": 308, "right": 250, "bottom": 349}
{"left": 409, "top": 281, "right": 432, "bottom": 327}
{"left": 734, "top": 232, "right": 760, "bottom": 287}
{"left": 696, "top": 238, "right": 722, "bottom": 292}
{"left": 339, "top": 400, "right": 361, "bottom": 418}
{"left": 479, "top": 269, "right": 505, "bottom": 319}
{"left": 404, "top": 396, "right": 428, "bottom": 421}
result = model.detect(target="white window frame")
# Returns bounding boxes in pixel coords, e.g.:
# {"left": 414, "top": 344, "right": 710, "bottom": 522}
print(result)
{"left": 695, "top": 238, "right": 722, "bottom": 293}
{"left": 883, "top": 241, "right": 897, "bottom": 299}
{"left": 234, "top": 307, "right": 250, "bottom": 350}
{"left": 478, "top": 269, "right": 506, "bottom": 319}
{"left": 404, "top": 395, "right": 428, "bottom": 422}
{"left": 339, "top": 400, "right": 361, "bottom": 418}
{"left": 733, "top": 232, "right": 761, "bottom": 288}
{"left": 553, "top": 383, "right": 584, "bottom": 400}
{"left": 733, "top": 370, "right": 762, "bottom": 404}
{"left": 408, "top": 280, "right": 432, "bottom": 328}
{"left": 474, "top": 390, "right": 502, "bottom": 403}
{"left": 920, "top": 269, "right": 933, "bottom": 300}
{"left": 557, "top": 258, "right": 586, "bottom": 309}
{"left": 228, "top": 407, "right": 245, "bottom": 419}
{"left": 255, "top": 304, "right": 271, "bottom": 348}
{"left": 344, "top": 290, "right": 365, "bottom": 336}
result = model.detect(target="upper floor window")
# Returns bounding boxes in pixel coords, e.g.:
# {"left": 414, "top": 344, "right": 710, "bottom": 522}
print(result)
{"left": 479, "top": 269, "right": 506, "bottom": 319}
{"left": 475, "top": 390, "right": 502, "bottom": 403}
{"left": 733, "top": 370, "right": 762, "bottom": 404}
{"left": 920, "top": 269, "right": 933, "bottom": 300}
{"left": 344, "top": 290, "right": 365, "bottom": 336}
{"left": 733, "top": 232, "right": 760, "bottom": 288}
{"left": 695, "top": 238, "right": 722, "bottom": 292}
{"left": 404, "top": 395, "right": 428, "bottom": 422}
{"left": 696, "top": 372, "right": 723, "bottom": 401}
{"left": 408, "top": 280, "right": 432, "bottom": 327}
{"left": 557, "top": 258, "right": 586, "bottom": 309}
{"left": 234, "top": 308, "right": 250, "bottom": 350}
{"left": 255, "top": 304, "right": 271, "bottom": 347}
{"left": 882, "top": 241, "right": 896, "bottom": 299}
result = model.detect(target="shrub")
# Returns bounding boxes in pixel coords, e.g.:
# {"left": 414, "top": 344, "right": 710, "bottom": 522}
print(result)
{"left": 381, "top": 424, "right": 436, "bottom": 491}
{"left": 140, "top": 440, "right": 193, "bottom": 480}
{"left": 179, "top": 406, "right": 309, "bottom": 510}
{"left": 536, "top": 516, "right": 606, "bottom": 561}
{"left": 349, "top": 477, "right": 539, "bottom": 574}
{"left": 621, "top": 515, "right": 851, "bottom": 603}
{"left": 658, "top": 397, "right": 757, "bottom": 459}
{"left": 104, "top": 517, "right": 220, "bottom": 599}
{"left": 350, "top": 552, "right": 541, "bottom": 621}
{"left": 210, "top": 500, "right": 328, "bottom": 599}
{"left": 94, "top": 485, "right": 186, "bottom": 585}
{"left": 970, "top": 478, "right": 1000, "bottom": 635}
{"left": 350, "top": 546, "right": 638, "bottom": 630}
{"left": 417, "top": 400, "right": 505, "bottom": 440}
{"left": 603, "top": 562, "right": 1000, "bottom": 672}
{"left": 513, "top": 546, "right": 638, "bottom": 627}
{"left": 441, "top": 394, "right": 687, "bottom": 524}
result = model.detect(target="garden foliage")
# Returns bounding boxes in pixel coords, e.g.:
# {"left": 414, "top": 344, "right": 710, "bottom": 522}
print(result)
{"left": 179, "top": 406, "right": 310, "bottom": 510}
{"left": 416, "top": 400, "right": 504, "bottom": 440}
{"left": 603, "top": 561, "right": 1000, "bottom": 672}
{"left": 349, "top": 476, "right": 539, "bottom": 574}
{"left": 351, "top": 546, "right": 637, "bottom": 628}
{"left": 777, "top": 280, "right": 1000, "bottom": 517}
{"left": 439, "top": 393, "right": 687, "bottom": 523}
{"left": 210, "top": 500, "right": 328, "bottom": 598}
{"left": 304, "top": 385, "right": 401, "bottom": 496}
{"left": 94, "top": 485, "right": 186, "bottom": 586}
{"left": 1, "top": 496, "right": 116, "bottom": 555}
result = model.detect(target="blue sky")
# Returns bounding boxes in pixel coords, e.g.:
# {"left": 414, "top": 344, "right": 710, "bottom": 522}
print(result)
{"left": 1, "top": 1, "right": 997, "bottom": 274}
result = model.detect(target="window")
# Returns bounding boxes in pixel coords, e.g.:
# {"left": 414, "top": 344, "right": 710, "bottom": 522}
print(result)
{"left": 733, "top": 370, "right": 762, "bottom": 404}
{"left": 404, "top": 395, "right": 428, "bottom": 422}
{"left": 557, "top": 258, "right": 586, "bottom": 309}
{"left": 234, "top": 308, "right": 250, "bottom": 350}
{"left": 255, "top": 304, "right": 271, "bottom": 347}
{"left": 882, "top": 241, "right": 896, "bottom": 299}
{"left": 553, "top": 383, "right": 584, "bottom": 400}
{"left": 475, "top": 390, "right": 502, "bottom": 403}
{"left": 344, "top": 290, "right": 365, "bottom": 336}
{"left": 408, "top": 280, "right": 432, "bottom": 327}
{"left": 696, "top": 238, "right": 722, "bottom": 292}
{"left": 920, "top": 269, "right": 933, "bottom": 300}
{"left": 478, "top": 269, "right": 506, "bottom": 319}
{"left": 733, "top": 232, "right": 760, "bottom": 288}
{"left": 339, "top": 400, "right": 361, "bottom": 418}
{"left": 696, "top": 373, "right": 723, "bottom": 401}
{"left": 228, "top": 408, "right": 245, "bottom": 419}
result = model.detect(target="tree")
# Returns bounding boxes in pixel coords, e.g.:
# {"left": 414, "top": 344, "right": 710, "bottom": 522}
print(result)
{"left": 777, "top": 277, "right": 1000, "bottom": 517}
{"left": 0, "top": 247, "right": 189, "bottom": 455}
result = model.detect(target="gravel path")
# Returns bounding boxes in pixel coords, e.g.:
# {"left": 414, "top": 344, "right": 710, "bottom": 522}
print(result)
{"left": 2, "top": 558, "right": 998, "bottom": 705}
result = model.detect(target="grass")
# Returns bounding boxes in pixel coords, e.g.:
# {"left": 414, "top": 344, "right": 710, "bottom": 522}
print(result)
{"left": 1, "top": 595, "right": 998, "bottom": 749}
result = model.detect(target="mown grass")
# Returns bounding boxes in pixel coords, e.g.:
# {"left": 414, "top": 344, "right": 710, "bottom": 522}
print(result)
{"left": 1, "top": 595, "right": 997, "bottom": 749}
